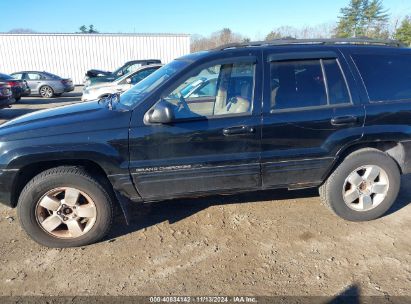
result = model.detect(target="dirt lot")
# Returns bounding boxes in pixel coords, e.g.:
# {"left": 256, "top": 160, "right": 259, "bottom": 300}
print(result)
{"left": 0, "top": 89, "right": 410, "bottom": 298}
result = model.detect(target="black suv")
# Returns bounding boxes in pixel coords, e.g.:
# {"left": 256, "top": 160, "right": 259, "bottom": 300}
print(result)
{"left": 1, "top": 38, "right": 410, "bottom": 248}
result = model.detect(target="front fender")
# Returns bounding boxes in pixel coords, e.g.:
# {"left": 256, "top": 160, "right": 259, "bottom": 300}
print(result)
{"left": 0, "top": 127, "right": 142, "bottom": 206}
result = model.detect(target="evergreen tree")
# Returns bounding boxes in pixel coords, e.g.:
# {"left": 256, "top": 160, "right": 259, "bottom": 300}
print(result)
{"left": 79, "top": 25, "right": 88, "bottom": 33}
{"left": 335, "top": 0, "right": 389, "bottom": 38}
{"left": 363, "top": 0, "right": 389, "bottom": 37}
{"left": 395, "top": 16, "right": 411, "bottom": 46}
{"left": 88, "top": 25, "right": 98, "bottom": 34}
{"left": 335, "top": 0, "right": 365, "bottom": 37}
{"left": 78, "top": 25, "right": 99, "bottom": 34}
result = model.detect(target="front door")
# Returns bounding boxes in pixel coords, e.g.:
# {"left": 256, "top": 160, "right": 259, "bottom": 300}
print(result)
{"left": 128, "top": 54, "right": 263, "bottom": 201}
{"left": 261, "top": 48, "right": 365, "bottom": 189}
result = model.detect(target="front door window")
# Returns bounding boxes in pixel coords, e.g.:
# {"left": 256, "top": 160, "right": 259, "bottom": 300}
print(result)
{"left": 154, "top": 62, "right": 255, "bottom": 120}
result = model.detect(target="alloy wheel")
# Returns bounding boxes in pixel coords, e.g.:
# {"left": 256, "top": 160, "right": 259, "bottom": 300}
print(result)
{"left": 35, "top": 187, "right": 97, "bottom": 239}
{"left": 40, "top": 86, "right": 53, "bottom": 98}
{"left": 342, "top": 165, "right": 389, "bottom": 211}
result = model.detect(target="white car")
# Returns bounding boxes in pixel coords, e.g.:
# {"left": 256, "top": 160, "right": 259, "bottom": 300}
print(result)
{"left": 81, "top": 64, "right": 162, "bottom": 101}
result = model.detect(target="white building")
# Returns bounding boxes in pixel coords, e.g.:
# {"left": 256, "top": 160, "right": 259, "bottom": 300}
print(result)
{"left": 0, "top": 33, "right": 191, "bottom": 84}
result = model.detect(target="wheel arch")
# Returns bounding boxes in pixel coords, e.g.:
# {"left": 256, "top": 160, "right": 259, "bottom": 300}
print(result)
{"left": 39, "top": 84, "right": 54, "bottom": 96}
{"left": 323, "top": 141, "right": 405, "bottom": 183}
{"left": 11, "top": 159, "right": 115, "bottom": 208}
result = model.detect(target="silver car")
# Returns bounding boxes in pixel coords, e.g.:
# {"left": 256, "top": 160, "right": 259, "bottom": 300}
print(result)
{"left": 81, "top": 64, "right": 161, "bottom": 102}
{"left": 11, "top": 71, "right": 74, "bottom": 98}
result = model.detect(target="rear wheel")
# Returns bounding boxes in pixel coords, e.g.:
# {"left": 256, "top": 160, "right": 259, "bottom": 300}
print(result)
{"left": 319, "top": 148, "right": 400, "bottom": 221}
{"left": 39, "top": 85, "right": 54, "bottom": 98}
{"left": 17, "top": 166, "right": 113, "bottom": 248}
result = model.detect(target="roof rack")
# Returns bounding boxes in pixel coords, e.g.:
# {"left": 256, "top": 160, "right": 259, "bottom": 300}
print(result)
{"left": 216, "top": 38, "right": 405, "bottom": 51}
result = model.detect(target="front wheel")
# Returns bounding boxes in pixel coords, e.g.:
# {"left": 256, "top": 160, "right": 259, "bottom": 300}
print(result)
{"left": 39, "top": 85, "right": 54, "bottom": 98}
{"left": 18, "top": 166, "right": 113, "bottom": 248}
{"left": 319, "top": 148, "right": 401, "bottom": 221}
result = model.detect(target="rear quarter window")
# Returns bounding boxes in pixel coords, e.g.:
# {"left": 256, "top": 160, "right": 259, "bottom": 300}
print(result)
{"left": 352, "top": 53, "right": 411, "bottom": 102}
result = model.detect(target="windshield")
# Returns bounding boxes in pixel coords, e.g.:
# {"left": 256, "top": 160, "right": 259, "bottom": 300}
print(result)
{"left": 119, "top": 60, "right": 189, "bottom": 107}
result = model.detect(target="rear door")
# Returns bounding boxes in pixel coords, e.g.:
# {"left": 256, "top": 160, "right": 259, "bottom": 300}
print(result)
{"left": 261, "top": 48, "right": 365, "bottom": 189}
{"left": 24, "top": 72, "right": 42, "bottom": 93}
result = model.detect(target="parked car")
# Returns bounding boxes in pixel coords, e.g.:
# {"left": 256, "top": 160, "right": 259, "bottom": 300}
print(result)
{"left": 1, "top": 38, "right": 411, "bottom": 248}
{"left": 0, "top": 83, "right": 14, "bottom": 108}
{"left": 0, "top": 73, "right": 30, "bottom": 101}
{"left": 11, "top": 71, "right": 74, "bottom": 98}
{"left": 82, "top": 64, "right": 162, "bottom": 102}
{"left": 84, "top": 59, "right": 162, "bottom": 87}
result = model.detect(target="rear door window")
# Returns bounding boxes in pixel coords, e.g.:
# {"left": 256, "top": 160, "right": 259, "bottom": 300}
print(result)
{"left": 270, "top": 60, "right": 327, "bottom": 110}
{"left": 270, "top": 59, "right": 351, "bottom": 111}
{"left": 352, "top": 53, "right": 411, "bottom": 102}
{"left": 323, "top": 59, "right": 351, "bottom": 105}
{"left": 26, "top": 73, "right": 42, "bottom": 80}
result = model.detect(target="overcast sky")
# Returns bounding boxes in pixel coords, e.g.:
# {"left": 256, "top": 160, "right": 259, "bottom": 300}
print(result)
{"left": 1, "top": 0, "right": 410, "bottom": 38}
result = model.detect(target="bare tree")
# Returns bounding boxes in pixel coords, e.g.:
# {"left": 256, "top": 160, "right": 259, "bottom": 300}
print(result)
{"left": 264, "top": 23, "right": 335, "bottom": 40}
{"left": 265, "top": 31, "right": 282, "bottom": 41}
{"left": 191, "top": 28, "right": 248, "bottom": 52}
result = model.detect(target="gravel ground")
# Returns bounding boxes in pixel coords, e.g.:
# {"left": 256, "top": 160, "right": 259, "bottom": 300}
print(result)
{"left": 0, "top": 89, "right": 410, "bottom": 298}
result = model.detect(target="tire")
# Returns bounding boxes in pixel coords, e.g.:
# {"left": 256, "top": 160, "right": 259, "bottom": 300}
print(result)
{"left": 17, "top": 166, "right": 113, "bottom": 248}
{"left": 39, "top": 85, "right": 54, "bottom": 98}
{"left": 15, "top": 97, "right": 21, "bottom": 102}
{"left": 319, "top": 148, "right": 401, "bottom": 221}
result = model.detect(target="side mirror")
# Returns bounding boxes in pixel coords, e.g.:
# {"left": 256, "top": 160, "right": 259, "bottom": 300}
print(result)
{"left": 126, "top": 78, "right": 132, "bottom": 84}
{"left": 145, "top": 101, "right": 175, "bottom": 124}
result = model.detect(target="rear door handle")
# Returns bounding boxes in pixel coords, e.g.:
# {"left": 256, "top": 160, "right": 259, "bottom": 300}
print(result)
{"left": 331, "top": 116, "right": 358, "bottom": 126}
{"left": 223, "top": 126, "right": 255, "bottom": 136}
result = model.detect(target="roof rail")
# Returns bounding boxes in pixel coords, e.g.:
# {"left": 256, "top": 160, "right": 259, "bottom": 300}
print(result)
{"left": 215, "top": 38, "right": 405, "bottom": 51}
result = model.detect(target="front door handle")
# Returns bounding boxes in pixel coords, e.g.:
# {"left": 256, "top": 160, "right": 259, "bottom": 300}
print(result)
{"left": 223, "top": 126, "right": 255, "bottom": 136}
{"left": 331, "top": 116, "right": 358, "bottom": 126}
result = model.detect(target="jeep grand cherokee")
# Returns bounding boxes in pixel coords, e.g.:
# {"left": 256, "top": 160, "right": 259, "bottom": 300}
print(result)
{"left": 0, "top": 38, "right": 410, "bottom": 247}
